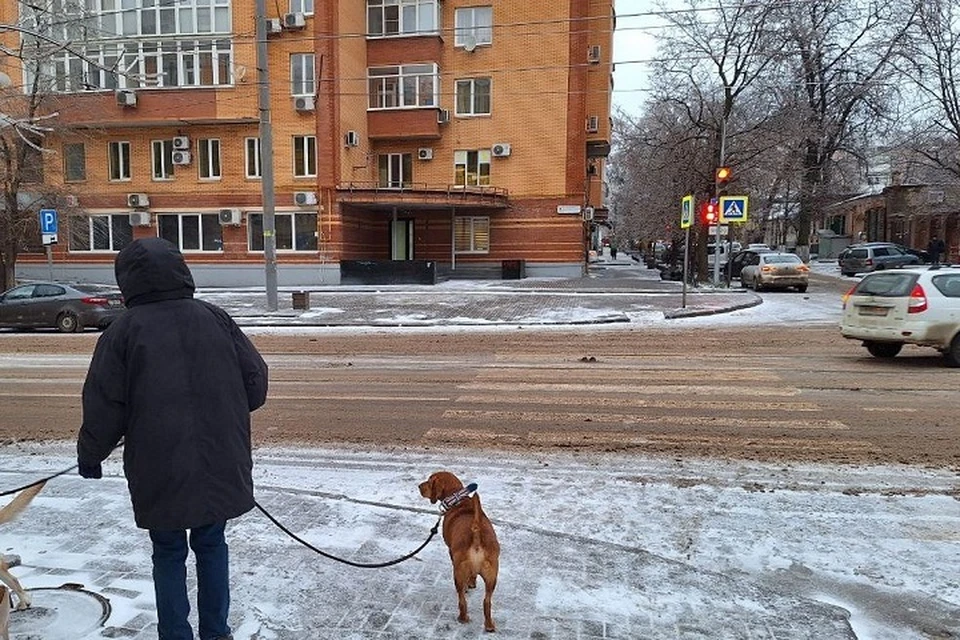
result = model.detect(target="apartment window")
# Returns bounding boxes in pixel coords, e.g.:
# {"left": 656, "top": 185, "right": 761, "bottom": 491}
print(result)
{"left": 378, "top": 153, "right": 412, "bottom": 189}
{"left": 63, "top": 143, "right": 86, "bottom": 181}
{"left": 454, "top": 149, "right": 491, "bottom": 186}
{"left": 108, "top": 141, "right": 131, "bottom": 181}
{"left": 245, "top": 137, "right": 262, "bottom": 179}
{"left": 291, "top": 53, "right": 315, "bottom": 96}
{"left": 454, "top": 6, "right": 492, "bottom": 47}
{"left": 293, "top": 135, "right": 317, "bottom": 177}
{"left": 366, "top": 0, "right": 438, "bottom": 37}
{"left": 157, "top": 213, "right": 222, "bottom": 251}
{"left": 368, "top": 64, "right": 438, "bottom": 109}
{"left": 198, "top": 138, "right": 221, "bottom": 179}
{"left": 454, "top": 216, "right": 489, "bottom": 253}
{"left": 152, "top": 139, "right": 175, "bottom": 179}
{"left": 69, "top": 214, "right": 133, "bottom": 252}
{"left": 248, "top": 212, "right": 317, "bottom": 251}
{"left": 455, "top": 78, "right": 491, "bottom": 115}
{"left": 290, "top": 0, "right": 313, "bottom": 15}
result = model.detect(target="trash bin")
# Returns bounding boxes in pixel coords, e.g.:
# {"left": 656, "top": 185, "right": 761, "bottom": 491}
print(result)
{"left": 501, "top": 259, "right": 526, "bottom": 280}
{"left": 292, "top": 291, "right": 310, "bottom": 310}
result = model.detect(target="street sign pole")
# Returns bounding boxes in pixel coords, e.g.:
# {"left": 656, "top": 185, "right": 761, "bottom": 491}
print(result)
{"left": 680, "top": 195, "right": 694, "bottom": 308}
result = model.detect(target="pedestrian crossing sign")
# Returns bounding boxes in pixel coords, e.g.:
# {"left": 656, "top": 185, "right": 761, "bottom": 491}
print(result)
{"left": 719, "top": 196, "right": 748, "bottom": 223}
{"left": 680, "top": 195, "right": 694, "bottom": 229}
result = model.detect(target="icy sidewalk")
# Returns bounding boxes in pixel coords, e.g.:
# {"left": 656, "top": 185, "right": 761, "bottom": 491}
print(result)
{"left": 3, "top": 443, "right": 958, "bottom": 639}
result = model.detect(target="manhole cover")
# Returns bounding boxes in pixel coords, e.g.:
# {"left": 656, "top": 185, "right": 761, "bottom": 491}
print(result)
{"left": 8, "top": 583, "right": 110, "bottom": 640}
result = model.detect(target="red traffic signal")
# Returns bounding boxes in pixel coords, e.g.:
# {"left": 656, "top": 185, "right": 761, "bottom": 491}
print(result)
{"left": 716, "top": 166, "right": 732, "bottom": 183}
{"left": 701, "top": 199, "right": 719, "bottom": 225}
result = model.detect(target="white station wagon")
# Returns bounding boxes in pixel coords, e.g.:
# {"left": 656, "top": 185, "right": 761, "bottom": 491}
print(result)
{"left": 840, "top": 267, "right": 960, "bottom": 365}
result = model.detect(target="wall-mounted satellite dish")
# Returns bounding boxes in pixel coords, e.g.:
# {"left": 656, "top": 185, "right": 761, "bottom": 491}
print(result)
{"left": 462, "top": 33, "right": 478, "bottom": 52}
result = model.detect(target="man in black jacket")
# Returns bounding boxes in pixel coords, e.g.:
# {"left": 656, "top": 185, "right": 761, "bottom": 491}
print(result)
{"left": 78, "top": 237, "right": 269, "bottom": 640}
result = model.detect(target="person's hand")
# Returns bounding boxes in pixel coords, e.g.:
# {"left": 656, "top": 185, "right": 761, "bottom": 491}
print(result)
{"left": 78, "top": 462, "right": 102, "bottom": 479}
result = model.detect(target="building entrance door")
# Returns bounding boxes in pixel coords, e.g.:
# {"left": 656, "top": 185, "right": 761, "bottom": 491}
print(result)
{"left": 391, "top": 219, "right": 414, "bottom": 260}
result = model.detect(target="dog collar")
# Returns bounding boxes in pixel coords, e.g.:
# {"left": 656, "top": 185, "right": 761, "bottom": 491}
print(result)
{"left": 440, "top": 482, "right": 478, "bottom": 513}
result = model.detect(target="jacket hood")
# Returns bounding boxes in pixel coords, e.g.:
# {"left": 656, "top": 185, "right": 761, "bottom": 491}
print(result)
{"left": 115, "top": 238, "right": 195, "bottom": 307}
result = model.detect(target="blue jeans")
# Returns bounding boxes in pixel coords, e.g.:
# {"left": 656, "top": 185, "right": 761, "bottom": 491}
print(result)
{"left": 150, "top": 521, "right": 231, "bottom": 640}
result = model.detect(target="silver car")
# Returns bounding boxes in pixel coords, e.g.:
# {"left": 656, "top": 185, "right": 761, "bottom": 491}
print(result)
{"left": 0, "top": 282, "right": 126, "bottom": 332}
{"left": 739, "top": 253, "right": 810, "bottom": 292}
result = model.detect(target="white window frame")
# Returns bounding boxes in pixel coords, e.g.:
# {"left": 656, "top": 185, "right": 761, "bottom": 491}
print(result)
{"left": 454, "top": 149, "right": 491, "bottom": 187}
{"left": 108, "top": 141, "right": 131, "bottom": 181}
{"left": 454, "top": 216, "right": 489, "bottom": 254}
{"left": 454, "top": 6, "right": 493, "bottom": 47}
{"left": 293, "top": 135, "right": 317, "bottom": 177}
{"left": 290, "top": 0, "right": 314, "bottom": 16}
{"left": 366, "top": 0, "right": 439, "bottom": 37}
{"left": 368, "top": 63, "right": 439, "bottom": 109}
{"left": 156, "top": 212, "right": 223, "bottom": 252}
{"left": 245, "top": 137, "right": 262, "bottom": 179}
{"left": 247, "top": 212, "right": 318, "bottom": 252}
{"left": 151, "top": 139, "right": 175, "bottom": 180}
{"left": 69, "top": 214, "right": 134, "bottom": 252}
{"left": 291, "top": 53, "right": 315, "bottom": 96}
{"left": 455, "top": 77, "right": 491, "bottom": 116}
{"left": 197, "top": 138, "right": 221, "bottom": 180}
{"left": 378, "top": 153, "right": 413, "bottom": 189}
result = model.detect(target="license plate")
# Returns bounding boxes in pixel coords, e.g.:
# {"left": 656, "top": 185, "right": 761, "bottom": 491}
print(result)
{"left": 858, "top": 305, "right": 888, "bottom": 316}
{"left": 108, "top": 299, "right": 122, "bottom": 307}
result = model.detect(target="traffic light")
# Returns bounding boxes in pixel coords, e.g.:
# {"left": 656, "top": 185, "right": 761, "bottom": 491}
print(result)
{"left": 715, "top": 166, "right": 732, "bottom": 183}
{"left": 702, "top": 199, "right": 719, "bottom": 225}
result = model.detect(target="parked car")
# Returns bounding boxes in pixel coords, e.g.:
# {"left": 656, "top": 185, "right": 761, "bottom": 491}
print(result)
{"left": 739, "top": 252, "right": 810, "bottom": 292}
{"left": 0, "top": 282, "right": 125, "bottom": 332}
{"left": 840, "top": 266, "right": 960, "bottom": 365}
{"left": 706, "top": 241, "right": 743, "bottom": 268}
{"left": 723, "top": 247, "right": 775, "bottom": 279}
{"left": 838, "top": 242, "right": 924, "bottom": 275}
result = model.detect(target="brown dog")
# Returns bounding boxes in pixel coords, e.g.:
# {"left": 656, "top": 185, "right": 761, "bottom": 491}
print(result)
{"left": 419, "top": 471, "right": 499, "bottom": 632}
{"left": 0, "top": 480, "right": 46, "bottom": 626}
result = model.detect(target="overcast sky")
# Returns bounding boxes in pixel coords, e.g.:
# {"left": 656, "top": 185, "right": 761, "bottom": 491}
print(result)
{"left": 612, "top": 1, "right": 662, "bottom": 116}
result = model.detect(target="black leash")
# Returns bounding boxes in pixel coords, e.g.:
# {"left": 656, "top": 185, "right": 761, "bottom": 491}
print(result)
{"left": 0, "top": 465, "right": 76, "bottom": 498}
{"left": 254, "top": 499, "right": 441, "bottom": 569}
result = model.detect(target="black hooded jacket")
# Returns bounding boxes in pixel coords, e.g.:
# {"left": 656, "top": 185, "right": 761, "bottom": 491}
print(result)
{"left": 78, "top": 238, "right": 268, "bottom": 530}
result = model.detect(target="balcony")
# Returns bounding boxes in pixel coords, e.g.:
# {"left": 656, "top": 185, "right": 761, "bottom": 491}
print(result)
{"left": 52, "top": 89, "right": 257, "bottom": 128}
{"left": 368, "top": 109, "right": 442, "bottom": 140}
{"left": 367, "top": 35, "right": 443, "bottom": 66}
{"left": 337, "top": 182, "right": 510, "bottom": 210}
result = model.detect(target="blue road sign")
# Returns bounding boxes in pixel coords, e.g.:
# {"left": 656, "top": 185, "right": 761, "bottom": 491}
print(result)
{"left": 39, "top": 209, "right": 58, "bottom": 234}
{"left": 719, "top": 196, "right": 749, "bottom": 223}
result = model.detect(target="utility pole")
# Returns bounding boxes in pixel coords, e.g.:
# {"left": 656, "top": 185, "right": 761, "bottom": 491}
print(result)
{"left": 255, "top": 0, "right": 278, "bottom": 310}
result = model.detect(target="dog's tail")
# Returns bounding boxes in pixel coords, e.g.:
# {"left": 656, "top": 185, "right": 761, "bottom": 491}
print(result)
{"left": 470, "top": 494, "right": 484, "bottom": 548}
{"left": 0, "top": 481, "right": 46, "bottom": 526}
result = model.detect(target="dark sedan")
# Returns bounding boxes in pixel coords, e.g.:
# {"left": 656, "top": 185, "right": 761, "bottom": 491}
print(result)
{"left": 0, "top": 282, "right": 125, "bottom": 332}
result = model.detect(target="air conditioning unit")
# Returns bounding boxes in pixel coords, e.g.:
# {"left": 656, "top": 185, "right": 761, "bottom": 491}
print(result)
{"left": 294, "top": 95, "right": 315, "bottom": 112}
{"left": 295, "top": 191, "right": 318, "bottom": 206}
{"left": 344, "top": 130, "right": 359, "bottom": 147}
{"left": 172, "top": 136, "right": 190, "bottom": 150}
{"left": 266, "top": 17, "right": 283, "bottom": 34}
{"left": 587, "top": 45, "right": 601, "bottom": 64}
{"left": 172, "top": 150, "right": 191, "bottom": 165}
{"left": 129, "top": 211, "right": 151, "bottom": 226}
{"left": 64, "top": 194, "right": 79, "bottom": 207}
{"left": 218, "top": 208, "right": 242, "bottom": 225}
{"left": 283, "top": 12, "right": 305, "bottom": 29}
{"left": 583, "top": 206, "right": 595, "bottom": 221}
{"left": 417, "top": 147, "right": 434, "bottom": 161}
{"left": 127, "top": 193, "right": 150, "bottom": 208}
{"left": 437, "top": 109, "right": 450, "bottom": 124}
{"left": 586, "top": 115, "right": 600, "bottom": 133}
{"left": 491, "top": 143, "right": 511, "bottom": 157}
{"left": 115, "top": 89, "right": 137, "bottom": 107}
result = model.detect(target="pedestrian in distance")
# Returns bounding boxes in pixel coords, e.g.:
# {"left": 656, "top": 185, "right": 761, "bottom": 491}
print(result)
{"left": 928, "top": 237, "right": 946, "bottom": 266}
{"left": 77, "top": 237, "right": 269, "bottom": 640}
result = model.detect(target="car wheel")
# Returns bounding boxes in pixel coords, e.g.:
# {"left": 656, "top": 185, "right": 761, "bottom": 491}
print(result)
{"left": 56, "top": 312, "right": 81, "bottom": 333}
{"left": 944, "top": 335, "right": 960, "bottom": 368}
{"left": 796, "top": 285, "right": 808, "bottom": 293}
{"left": 865, "top": 341, "right": 902, "bottom": 358}
{"left": 841, "top": 271, "right": 855, "bottom": 277}
{"left": 754, "top": 277, "right": 763, "bottom": 292}
{"left": 875, "top": 263, "right": 886, "bottom": 270}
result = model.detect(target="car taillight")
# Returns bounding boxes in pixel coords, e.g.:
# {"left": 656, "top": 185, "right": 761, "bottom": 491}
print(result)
{"left": 865, "top": 258, "right": 873, "bottom": 265}
{"left": 81, "top": 296, "right": 110, "bottom": 305}
{"left": 908, "top": 284, "right": 927, "bottom": 314}
{"left": 841, "top": 284, "right": 857, "bottom": 309}
{"left": 761, "top": 265, "right": 774, "bottom": 272}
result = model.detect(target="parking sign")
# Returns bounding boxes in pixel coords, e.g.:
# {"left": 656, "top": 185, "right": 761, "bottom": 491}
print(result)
{"left": 40, "top": 209, "right": 58, "bottom": 234}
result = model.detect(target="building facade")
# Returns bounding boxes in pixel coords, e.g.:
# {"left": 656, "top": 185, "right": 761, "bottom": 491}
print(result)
{"left": 6, "top": 0, "right": 614, "bottom": 286}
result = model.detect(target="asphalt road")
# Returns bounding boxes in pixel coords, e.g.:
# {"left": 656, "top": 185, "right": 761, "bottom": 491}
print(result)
{"left": 2, "top": 320, "right": 958, "bottom": 469}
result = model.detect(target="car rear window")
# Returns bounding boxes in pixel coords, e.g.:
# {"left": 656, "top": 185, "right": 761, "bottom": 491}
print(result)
{"left": 763, "top": 255, "right": 802, "bottom": 264}
{"left": 852, "top": 272, "right": 918, "bottom": 297}
{"left": 850, "top": 249, "right": 869, "bottom": 258}
{"left": 73, "top": 284, "right": 121, "bottom": 295}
